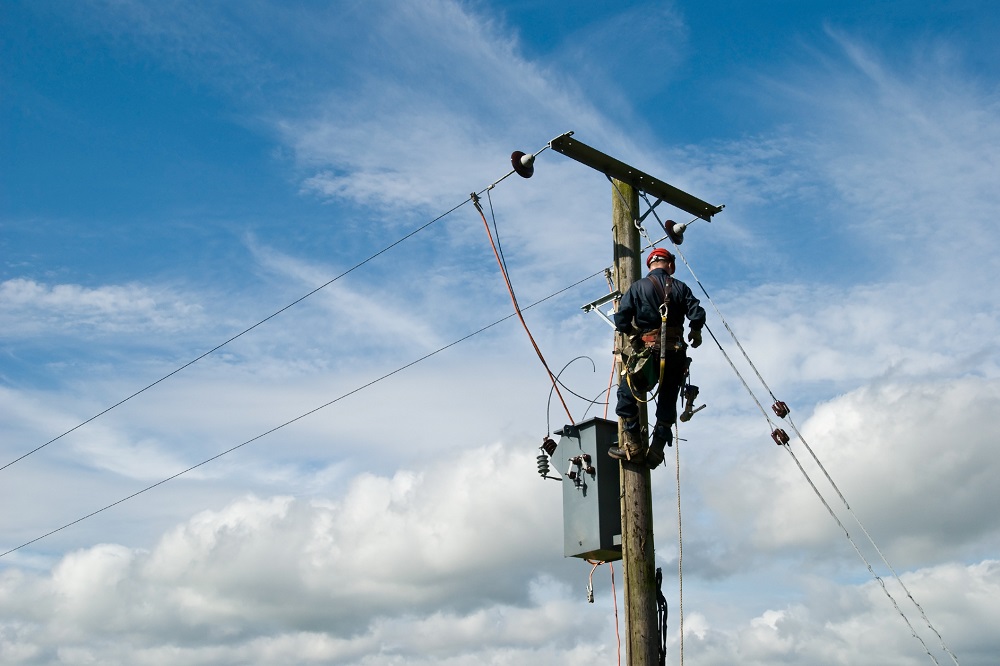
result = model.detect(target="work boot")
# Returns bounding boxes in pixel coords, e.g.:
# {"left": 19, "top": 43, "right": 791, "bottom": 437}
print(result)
{"left": 645, "top": 445, "right": 665, "bottom": 469}
{"left": 608, "top": 428, "right": 646, "bottom": 462}
{"left": 646, "top": 422, "right": 672, "bottom": 470}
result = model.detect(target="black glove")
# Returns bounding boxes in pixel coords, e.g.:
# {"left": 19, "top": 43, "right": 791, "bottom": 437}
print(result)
{"left": 687, "top": 328, "right": 702, "bottom": 348}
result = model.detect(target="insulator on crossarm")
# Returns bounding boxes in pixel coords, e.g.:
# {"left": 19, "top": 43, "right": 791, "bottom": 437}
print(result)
{"left": 511, "top": 151, "right": 535, "bottom": 178}
{"left": 666, "top": 219, "right": 689, "bottom": 245}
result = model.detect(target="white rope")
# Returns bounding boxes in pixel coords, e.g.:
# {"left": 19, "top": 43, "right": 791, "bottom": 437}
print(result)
{"left": 675, "top": 424, "right": 685, "bottom": 666}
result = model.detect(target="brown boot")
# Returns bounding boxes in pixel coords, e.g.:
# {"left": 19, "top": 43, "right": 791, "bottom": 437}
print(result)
{"left": 608, "top": 428, "right": 647, "bottom": 462}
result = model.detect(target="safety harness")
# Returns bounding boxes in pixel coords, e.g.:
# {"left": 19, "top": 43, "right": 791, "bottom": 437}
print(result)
{"left": 623, "top": 274, "right": 682, "bottom": 401}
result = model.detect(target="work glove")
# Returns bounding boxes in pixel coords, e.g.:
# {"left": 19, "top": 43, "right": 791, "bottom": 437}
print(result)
{"left": 687, "top": 328, "right": 702, "bottom": 348}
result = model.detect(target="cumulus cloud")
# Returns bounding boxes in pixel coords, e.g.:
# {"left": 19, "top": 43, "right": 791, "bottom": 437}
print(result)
{"left": 0, "top": 444, "right": 626, "bottom": 665}
{"left": 682, "top": 560, "right": 995, "bottom": 666}
{"left": 1, "top": 481, "right": 994, "bottom": 665}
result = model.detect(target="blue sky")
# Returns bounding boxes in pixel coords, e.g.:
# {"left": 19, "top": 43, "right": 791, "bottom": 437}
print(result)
{"left": 3, "top": 1, "right": 999, "bottom": 664}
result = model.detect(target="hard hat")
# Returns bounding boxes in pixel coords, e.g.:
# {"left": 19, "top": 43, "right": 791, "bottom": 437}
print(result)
{"left": 646, "top": 247, "right": 675, "bottom": 267}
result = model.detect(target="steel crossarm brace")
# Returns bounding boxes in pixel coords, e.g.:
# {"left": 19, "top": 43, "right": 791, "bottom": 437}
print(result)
{"left": 549, "top": 135, "right": 723, "bottom": 222}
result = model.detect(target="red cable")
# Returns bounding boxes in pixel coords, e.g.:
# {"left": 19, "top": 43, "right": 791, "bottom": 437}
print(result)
{"left": 474, "top": 197, "right": 575, "bottom": 425}
{"left": 611, "top": 561, "right": 621, "bottom": 666}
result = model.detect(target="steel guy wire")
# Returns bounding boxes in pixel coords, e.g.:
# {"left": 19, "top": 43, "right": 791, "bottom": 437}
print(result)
{"left": 635, "top": 208, "right": 958, "bottom": 664}
{"left": 646, "top": 211, "right": 959, "bottom": 664}
{"left": 779, "top": 440, "right": 942, "bottom": 665}
{"left": 784, "top": 412, "right": 961, "bottom": 666}
{"left": 705, "top": 303, "right": 946, "bottom": 664}
{"left": 0, "top": 269, "right": 607, "bottom": 558}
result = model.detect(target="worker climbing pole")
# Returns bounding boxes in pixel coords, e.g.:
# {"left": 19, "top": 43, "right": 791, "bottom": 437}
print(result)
{"left": 512, "top": 133, "right": 956, "bottom": 666}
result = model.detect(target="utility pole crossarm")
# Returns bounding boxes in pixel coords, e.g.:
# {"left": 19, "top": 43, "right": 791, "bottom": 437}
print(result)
{"left": 550, "top": 135, "right": 723, "bottom": 222}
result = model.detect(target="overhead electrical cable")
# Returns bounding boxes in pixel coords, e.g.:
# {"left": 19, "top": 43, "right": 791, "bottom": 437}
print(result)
{"left": 0, "top": 269, "right": 606, "bottom": 558}
{"left": 1, "top": 200, "right": 471, "bottom": 475}
{"left": 546, "top": 356, "right": 607, "bottom": 436}
{"left": 4, "top": 138, "right": 561, "bottom": 477}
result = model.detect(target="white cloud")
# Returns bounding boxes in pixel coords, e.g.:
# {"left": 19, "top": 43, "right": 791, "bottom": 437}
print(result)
{"left": 0, "top": 278, "right": 202, "bottom": 338}
{"left": 0, "top": 444, "right": 626, "bottom": 665}
{"left": 1, "top": 485, "right": 994, "bottom": 664}
{"left": 5, "top": 3, "right": 1000, "bottom": 665}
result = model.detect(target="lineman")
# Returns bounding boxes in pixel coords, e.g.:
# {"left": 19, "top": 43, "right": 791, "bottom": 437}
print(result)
{"left": 609, "top": 247, "right": 705, "bottom": 468}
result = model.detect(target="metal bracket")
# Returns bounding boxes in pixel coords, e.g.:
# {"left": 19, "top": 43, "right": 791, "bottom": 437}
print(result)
{"left": 581, "top": 290, "right": 621, "bottom": 329}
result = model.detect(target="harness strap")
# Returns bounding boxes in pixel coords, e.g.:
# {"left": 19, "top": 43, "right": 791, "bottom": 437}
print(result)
{"left": 656, "top": 275, "right": 673, "bottom": 387}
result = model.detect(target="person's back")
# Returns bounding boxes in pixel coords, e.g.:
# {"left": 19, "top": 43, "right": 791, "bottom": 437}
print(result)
{"left": 609, "top": 248, "right": 705, "bottom": 468}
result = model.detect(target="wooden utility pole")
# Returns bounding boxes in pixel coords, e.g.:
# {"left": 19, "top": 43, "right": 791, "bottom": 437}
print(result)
{"left": 612, "top": 179, "right": 658, "bottom": 665}
{"left": 546, "top": 132, "right": 721, "bottom": 664}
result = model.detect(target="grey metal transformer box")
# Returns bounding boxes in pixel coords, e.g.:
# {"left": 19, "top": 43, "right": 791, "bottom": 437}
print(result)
{"left": 554, "top": 417, "right": 622, "bottom": 561}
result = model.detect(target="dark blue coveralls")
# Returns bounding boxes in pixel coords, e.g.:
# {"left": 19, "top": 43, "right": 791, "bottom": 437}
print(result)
{"left": 614, "top": 267, "right": 706, "bottom": 449}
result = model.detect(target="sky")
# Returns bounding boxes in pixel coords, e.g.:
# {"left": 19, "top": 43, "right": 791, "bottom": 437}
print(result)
{"left": 2, "top": 0, "right": 999, "bottom": 664}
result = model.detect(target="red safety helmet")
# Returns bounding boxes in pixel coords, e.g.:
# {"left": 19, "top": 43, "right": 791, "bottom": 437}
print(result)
{"left": 646, "top": 247, "right": 675, "bottom": 268}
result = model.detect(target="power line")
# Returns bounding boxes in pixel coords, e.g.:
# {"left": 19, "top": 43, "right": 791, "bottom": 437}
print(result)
{"left": 1, "top": 199, "right": 471, "bottom": 475}
{"left": 0, "top": 269, "right": 604, "bottom": 558}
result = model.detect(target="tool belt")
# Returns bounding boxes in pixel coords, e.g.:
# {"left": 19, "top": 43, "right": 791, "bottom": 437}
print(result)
{"left": 639, "top": 326, "right": 685, "bottom": 351}
{"left": 621, "top": 327, "right": 685, "bottom": 393}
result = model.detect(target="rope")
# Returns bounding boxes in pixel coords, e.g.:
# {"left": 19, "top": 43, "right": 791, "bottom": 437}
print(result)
{"left": 604, "top": 364, "right": 615, "bottom": 420}
{"left": 0, "top": 270, "right": 606, "bottom": 558}
{"left": 675, "top": 425, "right": 685, "bottom": 666}
{"left": 603, "top": 267, "right": 617, "bottom": 420}
{"left": 473, "top": 193, "right": 575, "bottom": 425}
